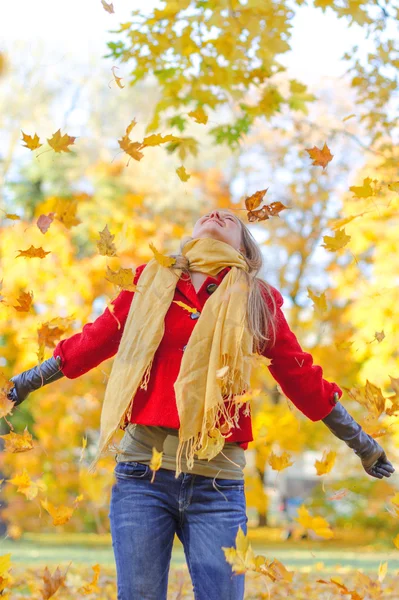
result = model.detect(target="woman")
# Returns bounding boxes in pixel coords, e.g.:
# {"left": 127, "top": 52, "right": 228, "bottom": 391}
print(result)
{"left": 8, "top": 208, "right": 395, "bottom": 600}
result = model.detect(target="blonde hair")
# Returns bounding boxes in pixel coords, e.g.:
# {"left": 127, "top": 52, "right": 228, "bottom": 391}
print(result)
{"left": 169, "top": 209, "right": 279, "bottom": 354}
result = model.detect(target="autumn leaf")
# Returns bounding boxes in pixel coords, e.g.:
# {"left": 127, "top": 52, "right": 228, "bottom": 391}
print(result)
{"left": 37, "top": 212, "right": 55, "bottom": 234}
{"left": 317, "top": 578, "right": 362, "bottom": 600}
{"left": 78, "top": 564, "right": 101, "bottom": 595}
{"left": 314, "top": 449, "right": 336, "bottom": 476}
{"left": 40, "top": 565, "right": 68, "bottom": 599}
{"left": 244, "top": 189, "right": 287, "bottom": 223}
{"left": 47, "top": 128, "right": 76, "bottom": 153}
{"left": 216, "top": 365, "right": 229, "bottom": 379}
{"left": 97, "top": 224, "right": 117, "bottom": 257}
{"left": 111, "top": 66, "right": 124, "bottom": 88}
{"left": 321, "top": 228, "right": 351, "bottom": 251}
{"left": 149, "top": 242, "right": 176, "bottom": 267}
{"left": 13, "top": 291, "right": 34, "bottom": 313}
{"left": 173, "top": 300, "right": 198, "bottom": 314}
{"left": 268, "top": 450, "right": 294, "bottom": 472}
{"left": 176, "top": 165, "right": 191, "bottom": 181}
{"left": 21, "top": 130, "right": 42, "bottom": 150}
{"left": 105, "top": 265, "right": 138, "bottom": 290}
{"left": 188, "top": 106, "right": 208, "bottom": 124}
{"left": 343, "top": 380, "right": 386, "bottom": 417}
{"left": 387, "top": 181, "right": 399, "bottom": 193}
{"left": 195, "top": 427, "right": 225, "bottom": 460}
{"left": 7, "top": 468, "right": 47, "bottom": 500}
{"left": 307, "top": 288, "right": 327, "bottom": 313}
{"left": 142, "top": 133, "right": 181, "bottom": 147}
{"left": 150, "top": 447, "right": 163, "bottom": 483}
{"left": 305, "top": 142, "right": 333, "bottom": 169}
{"left": 349, "top": 176, "right": 378, "bottom": 199}
{"left": 166, "top": 136, "right": 198, "bottom": 161}
{"left": 0, "top": 427, "right": 34, "bottom": 453}
{"left": 101, "top": 0, "right": 114, "bottom": 13}
{"left": 54, "top": 197, "right": 82, "bottom": 229}
{"left": 15, "top": 245, "right": 51, "bottom": 259}
{"left": 327, "top": 488, "right": 349, "bottom": 501}
{"left": 41, "top": 498, "right": 74, "bottom": 526}
{"left": 342, "top": 114, "right": 356, "bottom": 122}
{"left": 295, "top": 505, "right": 334, "bottom": 539}
{"left": 3, "top": 212, "right": 21, "bottom": 221}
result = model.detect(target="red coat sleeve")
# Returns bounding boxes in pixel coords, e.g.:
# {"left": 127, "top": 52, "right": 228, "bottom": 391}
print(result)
{"left": 53, "top": 264, "right": 147, "bottom": 379}
{"left": 261, "top": 285, "right": 342, "bottom": 421}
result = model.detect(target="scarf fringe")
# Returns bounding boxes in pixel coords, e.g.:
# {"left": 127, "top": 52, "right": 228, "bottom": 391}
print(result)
{"left": 140, "top": 357, "right": 154, "bottom": 391}
{"left": 174, "top": 366, "right": 250, "bottom": 478}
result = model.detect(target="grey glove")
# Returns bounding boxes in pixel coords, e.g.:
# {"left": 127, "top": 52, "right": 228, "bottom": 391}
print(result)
{"left": 322, "top": 394, "right": 395, "bottom": 479}
{"left": 7, "top": 356, "right": 64, "bottom": 407}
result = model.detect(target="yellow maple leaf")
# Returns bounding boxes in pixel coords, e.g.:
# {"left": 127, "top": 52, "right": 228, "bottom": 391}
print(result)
{"left": 0, "top": 427, "right": 34, "bottom": 453}
{"left": 176, "top": 165, "right": 191, "bottom": 181}
{"left": 21, "top": 130, "right": 42, "bottom": 150}
{"left": 47, "top": 128, "right": 76, "bottom": 153}
{"left": 15, "top": 246, "right": 51, "bottom": 259}
{"left": 13, "top": 290, "right": 34, "bottom": 313}
{"left": 142, "top": 133, "right": 180, "bottom": 147}
{"left": 149, "top": 242, "right": 176, "bottom": 267}
{"left": 393, "top": 533, "right": 399, "bottom": 549}
{"left": 344, "top": 380, "right": 386, "bottom": 417}
{"left": 378, "top": 561, "right": 388, "bottom": 583}
{"left": 268, "top": 450, "right": 294, "bottom": 471}
{"left": 7, "top": 468, "right": 47, "bottom": 500}
{"left": 305, "top": 142, "right": 333, "bottom": 169}
{"left": 321, "top": 228, "right": 351, "bottom": 251}
{"left": 314, "top": 449, "right": 336, "bottom": 476}
{"left": 188, "top": 106, "right": 208, "bottom": 124}
{"left": 307, "top": 288, "right": 327, "bottom": 313}
{"left": 195, "top": 428, "right": 225, "bottom": 460}
{"left": 97, "top": 224, "right": 117, "bottom": 257}
{"left": 387, "top": 181, "right": 399, "bottom": 193}
{"left": 101, "top": 0, "right": 114, "bottom": 13}
{"left": 295, "top": 505, "right": 334, "bottom": 539}
{"left": 41, "top": 498, "right": 74, "bottom": 526}
{"left": 349, "top": 176, "right": 378, "bottom": 199}
{"left": 105, "top": 266, "right": 138, "bottom": 290}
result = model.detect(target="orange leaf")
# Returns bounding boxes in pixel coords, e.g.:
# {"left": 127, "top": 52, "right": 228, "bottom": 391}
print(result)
{"left": 47, "top": 128, "right": 76, "bottom": 153}
{"left": 305, "top": 142, "right": 333, "bottom": 169}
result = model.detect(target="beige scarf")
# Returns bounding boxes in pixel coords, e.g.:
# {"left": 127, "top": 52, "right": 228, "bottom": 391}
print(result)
{"left": 88, "top": 237, "right": 254, "bottom": 477}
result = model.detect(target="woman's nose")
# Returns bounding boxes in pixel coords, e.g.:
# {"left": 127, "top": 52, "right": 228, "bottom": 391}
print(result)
{"left": 208, "top": 210, "right": 220, "bottom": 219}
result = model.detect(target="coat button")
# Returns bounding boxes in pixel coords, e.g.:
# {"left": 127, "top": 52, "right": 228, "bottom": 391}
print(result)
{"left": 190, "top": 311, "right": 200, "bottom": 320}
{"left": 182, "top": 344, "right": 187, "bottom": 351}
{"left": 332, "top": 392, "right": 340, "bottom": 404}
{"left": 206, "top": 283, "right": 218, "bottom": 294}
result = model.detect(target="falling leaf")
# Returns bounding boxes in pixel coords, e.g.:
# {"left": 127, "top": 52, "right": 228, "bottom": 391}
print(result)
{"left": 150, "top": 447, "right": 163, "bottom": 482}
{"left": 3, "top": 213, "right": 21, "bottom": 221}
{"left": 37, "top": 212, "right": 55, "bottom": 234}
{"left": 195, "top": 428, "right": 225, "bottom": 460}
{"left": 15, "top": 246, "right": 51, "bottom": 259}
{"left": 173, "top": 300, "right": 198, "bottom": 314}
{"left": 321, "top": 228, "right": 351, "bottom": 251}
{"left": 111, "top": 66, "right": 124, "bottom": 88}
{"left": 216, "top": 365, "right": 230, "bottom": 379}
{"left": 97, "top": 224, "right": 117, "bottom": 257}
{"left": 317, "top": 578, "right": 362, "bottom": 599}
{"left": 176, "top": 165, "right": 191, "bottom": 181}
{"left": 105, "top": 266, "right": 138, "bottom": 290}
{"left": 393, "top": 533, "right": 399, "bottom": 549}
{"left": 349, "top": 177, "right": 378, "bottom": 199}
{"left": 101, "top": 0, "right": 114, "bottom": 13}
{"left": 387, "top": 181, "right": 399, "bottom": 193}
{"left": 314, "top": 449, "right": 336, "bottom": 476}
{"left": 149, "top": 242, "right": 176, "bottom": 267}
{"left": 0, "top": 427, "right": 34, "bottom": 453}
{"left": 142, "top": 133, "right": 180, "bottom": 147}
{"left": 47, "top": 129, "right": 76, "bottom": 153}
{"left": 268, "top": 450, "right": 294, "bottom": 472}
{"left": 188, "top": 106, "right": 208, "bottom": 124}
{"left": 245, "top": 189, "right": 269, "bottom": 212}
{"left": 307, "top": 288, "right": 327, "bottom": 313}
{"left": 21, "top": 130, "right": 42, "bottom": 151}
{"left": 342, "top": 114, "right": 356, "bottom": 122}
{"left": 295, "top": 505, "right": 334, "bottom": 539}
{"left": 13, "top": 291, "right": 34, "bottom": 313}
{"left": 41, "top": 498, "right": 74, "bottom": 526}
{"left": 305, "top": 142, "right": 333, "bottom": 169}
{"left": 374, "top": 330, "right": 385, "bottom": 343}
{"left": 344, "top": 380, "right": 386, "bottom": 417}
{"left": 327, "top": 488, "right": 349, "bottom": 501}
{"left": 78, "top": 564, "right": 101, "bottom": 595}
{"left": 7, "top": 468, "right": 47, "bottom": 500}
{"left": 378, "top": 561, "right": 388, "bottom": 583}
{"left": 244, "top": 189, "right": 288, "bottom": 223}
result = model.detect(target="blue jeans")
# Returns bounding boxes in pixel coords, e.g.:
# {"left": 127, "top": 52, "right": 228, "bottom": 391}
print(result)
{"left": 109, "top": 460, "right": 248, "bottom": 600}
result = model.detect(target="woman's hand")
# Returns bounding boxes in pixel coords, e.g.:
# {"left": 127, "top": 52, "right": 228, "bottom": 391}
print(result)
{"left": 322, "top": 400, "right": 395, "bottom": 480}
{"left": 7, "top": 356, "right": 64, "bottom": 406}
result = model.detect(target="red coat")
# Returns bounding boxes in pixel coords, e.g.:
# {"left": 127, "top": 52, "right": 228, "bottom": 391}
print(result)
{"left": 53, "top": 264, "right": 342, "bottom": 450}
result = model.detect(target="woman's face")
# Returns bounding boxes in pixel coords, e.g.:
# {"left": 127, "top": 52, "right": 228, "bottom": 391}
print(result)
{"left": 192, "top": 210, "right": 244, "bottom": 253}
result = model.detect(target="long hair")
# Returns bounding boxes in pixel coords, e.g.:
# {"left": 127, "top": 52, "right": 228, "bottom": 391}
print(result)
{"left": 169, "top": 209, "right": 279, "bottom": 354}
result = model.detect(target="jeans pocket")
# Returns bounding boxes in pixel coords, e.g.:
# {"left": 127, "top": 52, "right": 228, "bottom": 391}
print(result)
{"left": 114, "top": 461, "right": 150, "bottom": 480}
{"left": 214, "top": 478, "right": 244, "bottom": 491}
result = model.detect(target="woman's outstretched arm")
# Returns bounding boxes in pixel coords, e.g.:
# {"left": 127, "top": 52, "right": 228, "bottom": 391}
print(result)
{"left": 7, "top": 263, "right": 147, "bottom": 405}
